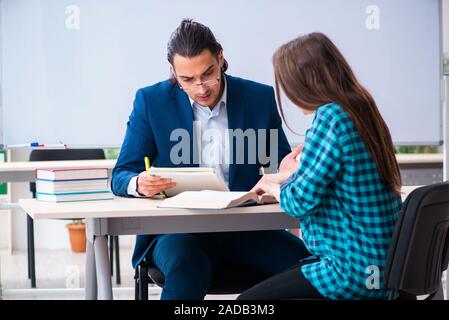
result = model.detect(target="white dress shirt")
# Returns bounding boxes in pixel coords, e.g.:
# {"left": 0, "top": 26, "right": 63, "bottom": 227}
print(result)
{"left": 127, "top": 78, "right": 229, "bottom": 197}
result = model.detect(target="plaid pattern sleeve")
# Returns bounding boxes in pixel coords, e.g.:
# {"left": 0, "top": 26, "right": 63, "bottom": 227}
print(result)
{"left": 280, "top": 103, "right": 402, "bottom": 300}
{"left": 280, "top": 105, "right": 343, "bottom": 218}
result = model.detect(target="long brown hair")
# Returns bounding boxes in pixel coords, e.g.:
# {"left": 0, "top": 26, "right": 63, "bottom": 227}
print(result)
{"left": 273, "top": 32, "right": 401, "bottom": 195}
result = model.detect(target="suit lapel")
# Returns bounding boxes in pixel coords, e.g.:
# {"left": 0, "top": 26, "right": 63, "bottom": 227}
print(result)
{"left": 225, "top": 74, "right": 246, "bottom": 189}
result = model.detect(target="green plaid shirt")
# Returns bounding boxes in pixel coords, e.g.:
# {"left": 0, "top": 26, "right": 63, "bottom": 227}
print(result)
{"left": 280, "top": 103, "right": 402, "bottom": 299}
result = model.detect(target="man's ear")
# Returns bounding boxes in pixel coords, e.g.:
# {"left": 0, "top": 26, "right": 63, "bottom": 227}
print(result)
{"left": 218, "top": 51, "right": 225, "bottom": 70}
{"left": 170, "top": 65, "right": 180, "bottom": 85}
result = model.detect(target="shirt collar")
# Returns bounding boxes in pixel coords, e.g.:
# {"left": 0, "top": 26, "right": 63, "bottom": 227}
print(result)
{"left": 188, "top": 75, "right": 227, "bottom": 111}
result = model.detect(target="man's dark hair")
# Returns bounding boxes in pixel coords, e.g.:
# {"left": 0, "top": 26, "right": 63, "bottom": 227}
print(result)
{"left": 167, "top": 19, "right": 228, "bottom": 73}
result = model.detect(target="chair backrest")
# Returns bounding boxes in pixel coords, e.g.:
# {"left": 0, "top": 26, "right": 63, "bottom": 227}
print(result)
{"left": 384, "top": 182, "right": 449, "bottom": 299}
{"left": 29, "top": 149, "right": 106, "bottom": 196}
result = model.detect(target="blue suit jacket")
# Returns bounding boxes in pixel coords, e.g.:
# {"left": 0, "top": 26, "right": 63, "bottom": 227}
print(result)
{"left": 111, "top": 74, "right": 291, "bottom": 268}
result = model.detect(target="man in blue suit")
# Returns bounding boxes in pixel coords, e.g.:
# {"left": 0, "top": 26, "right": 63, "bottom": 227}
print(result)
{"left": 112, "top": 19, "right": 307, "bottom": 300}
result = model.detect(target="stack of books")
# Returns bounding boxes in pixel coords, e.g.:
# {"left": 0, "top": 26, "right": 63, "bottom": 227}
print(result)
{"left": 35, "top": 167, "right": 113, "bottom": 202}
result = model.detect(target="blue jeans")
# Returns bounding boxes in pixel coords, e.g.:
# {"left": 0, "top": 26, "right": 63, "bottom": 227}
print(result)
{"left": 150, "top": 230, "right": 310, "bottom": 300}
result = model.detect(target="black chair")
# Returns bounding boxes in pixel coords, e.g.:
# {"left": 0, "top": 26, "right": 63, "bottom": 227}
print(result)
{"left": 384, "top": 182, "right": 449, "bottom": 300}
{"left": 134, "top": 256, "right": 268, "bottom": 300}
{"left": 28, "top": 149, "right": 121, "bottom": 288}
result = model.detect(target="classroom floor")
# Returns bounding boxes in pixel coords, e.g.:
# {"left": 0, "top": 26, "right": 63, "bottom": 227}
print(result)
{"left": 0, "top": 247, "right": 237, "bottom": 300}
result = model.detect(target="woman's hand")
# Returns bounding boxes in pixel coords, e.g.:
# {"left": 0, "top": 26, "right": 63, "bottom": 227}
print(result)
{"left": 250, "top": 174, "right": 286, "bottom": 201}
{"left": 279, "top": 144, "right": 302, "bottom": 175}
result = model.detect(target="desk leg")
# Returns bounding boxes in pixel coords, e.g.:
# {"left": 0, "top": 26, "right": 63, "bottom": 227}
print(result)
{"left": 94, "top": 235, "right": 113, "bottom": 300}
{"left": 85, "top": 237, "right": 97, "bottom": 300}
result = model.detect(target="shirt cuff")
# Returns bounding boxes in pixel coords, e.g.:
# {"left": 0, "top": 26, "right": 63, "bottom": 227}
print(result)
{"left": 127, "top": 175, "right": 144, "bottom": 197}
{"left": 280, "top": 172, "right": 297, "bottom": 191}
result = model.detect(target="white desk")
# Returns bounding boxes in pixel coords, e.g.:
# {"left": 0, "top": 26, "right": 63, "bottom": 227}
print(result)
{"left": 395, "top": 154, "right": 443, "bottom": 164}
{"left": 0, "top": 159, "right": 116, "bottom": 183}
{"left": 19, "top": 197, "right": 299, "bottom": 300}
{"left": 0, "top": 159, "right": 116, "bottom": 292}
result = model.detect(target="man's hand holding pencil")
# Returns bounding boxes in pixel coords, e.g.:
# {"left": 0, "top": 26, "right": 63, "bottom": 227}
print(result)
{"left": 136, "top": 157, "right": 175, "bottom": 197}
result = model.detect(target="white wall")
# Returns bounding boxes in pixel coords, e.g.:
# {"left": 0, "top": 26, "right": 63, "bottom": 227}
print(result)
{"left": 444, "top": 0, "right": 449, "bottom": 54}
{"left": 2, "top": 0, "right": 444, "bottom": 146}
{"left": 0, "top": 197, "right": 11, "bottom": 252}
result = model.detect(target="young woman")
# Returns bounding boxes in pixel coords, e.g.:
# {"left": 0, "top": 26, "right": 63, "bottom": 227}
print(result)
{"left": 238, "top": 32, "right": 402, "bottom": 300}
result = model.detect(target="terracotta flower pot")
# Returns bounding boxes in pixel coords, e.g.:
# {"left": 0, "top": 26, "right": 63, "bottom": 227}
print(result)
{"left": 66, "top": 223, "right": 86, "bottom": 253}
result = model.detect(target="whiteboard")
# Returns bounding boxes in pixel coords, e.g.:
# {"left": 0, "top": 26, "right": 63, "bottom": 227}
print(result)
{"left": 1, "top": 0, "right": 443, "bottom": 147}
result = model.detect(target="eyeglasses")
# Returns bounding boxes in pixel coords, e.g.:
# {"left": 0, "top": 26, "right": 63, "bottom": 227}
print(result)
{"left": 178, "top": 71, "right": 221, "bottom": 92}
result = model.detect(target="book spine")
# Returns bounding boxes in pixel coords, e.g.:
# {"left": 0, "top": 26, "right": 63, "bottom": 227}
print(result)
{"left": 36, "top": 190, "right": 112, "bottom": 196}
{"left": 35, "top": 178, "right": 108, "bottom": 182}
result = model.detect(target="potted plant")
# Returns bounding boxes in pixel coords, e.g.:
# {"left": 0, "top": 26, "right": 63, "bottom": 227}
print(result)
{"left": 66, "top": 219, "right": 87, "bottom": 253}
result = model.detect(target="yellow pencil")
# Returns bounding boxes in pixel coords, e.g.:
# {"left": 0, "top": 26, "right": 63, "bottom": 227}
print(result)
{"left": 144, "top": 156, "right": 151, "bottom": 174}
{"left": 145, "top": 156, "right": 168, "bottom": 197}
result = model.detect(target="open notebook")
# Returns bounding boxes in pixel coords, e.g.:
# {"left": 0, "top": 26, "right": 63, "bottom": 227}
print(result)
{"left": 157, "top": 190, "right": 278, "bottom": 210}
